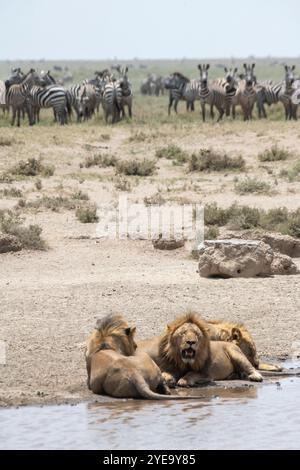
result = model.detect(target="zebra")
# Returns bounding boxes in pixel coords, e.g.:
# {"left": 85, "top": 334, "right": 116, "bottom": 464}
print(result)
{"left": 213, "top": 67, "right": 239, "bottom": 116}
{"left": 0, "top": 80, "right": 8, "bottom": 115}
{"left": 75, "top": 84, "right": 98, "bottom": 121}
{"left": 279, "top": 65, "right": 298, "bottom": 120}
{"left": 255, "top": 80, "right": 282, "bottom": 119}
{"left": 102, "top": 80, "right": 123, "bottom": 124}
{"left": 116, "top": 66, "right": 133, "bottom": 118}
{"left": 164, "top": 72, "right": 200, "bottom": 114}
{"left": 198, "top": 64, "right": 226, "bottom": 122}
{"left": 28, "top": 71, "right": 70, "bottom": 125}
{"left": 233, "top": 64, "right": 257, "bottom": 121}
{"left": 6, "top": 69, "right": 41, "bottom": 126}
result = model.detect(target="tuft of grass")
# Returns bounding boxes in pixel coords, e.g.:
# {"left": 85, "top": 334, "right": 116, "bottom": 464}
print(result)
{"left": 114, "top": 177, "right": 132, "bottom": 192}
{"left": 35, "top": 179, "right": 42, "bottom": 191}
{"left": 203, "top": 203, "right": 300, "bottom": 238}
{"left": 0, "top": 187, "right": 23, "bottom": 198}
{"left": 144, "top": 193, "right": 166, "bottom": 206}
{"left": 116, "top": 158, "right": 156, "bottom": 177}
{"left": 280, "top": 162, "right": 300, "bottom": 182}
{"left": 75, "top": 204, "right": 99, "bottom": 223}
{"left": 205, "top": 225, "right": 220, "bottom": 240}
{"left": 258, "top": 145, "right": 292, "bottom": 162}
{"left": 26, "top": 196, "right": 77, "bottom": 212}
{"left": 0, "top": 137, "right": 15, "bottom": 147}
{"left": 128, "top": 131, "right": 148, "bottom": 143}
{"left": 10, "top": 158, "right": 55, "bottom": 177}
{"left": 0, "top": 210, "right": 46, "bottom": 250}
{"left": 234, "top": 177, "right": 272, "bottom": 195}
{"left": 71, "top": 190, "right": 89, "bottom": 201}
{"left": 81, "top": 154, "right": 117, "bottom": 169}
{"left": 189, "top": 149, "right": 245, "bottom": 172}
{"left": 156, "top": 145, "right": 188, "bottom": 166}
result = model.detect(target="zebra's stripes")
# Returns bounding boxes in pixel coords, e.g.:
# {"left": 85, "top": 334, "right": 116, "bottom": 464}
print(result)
{"left": 117, "top": 66, "right": 133, "bottom": 118}
{"left": 165, "top": 73, "right": 200, "bottom": 114}
{"left": 279, "top": 65, "right": 298, "bottom": 120}
{"left": 213, "top": 67, "right": 239, "bottom": 117}
{"left": 6, "top": 69, "right": 40, "bottom": 127}
{"left": 102, "top": 81, "right": 123, "bottom": 124}
{"left": 233, "top": 64, "right": 257, "bottom": 121}
{"left": 198, "top": 64, "right": 226, "bottom": 122}
{"left": 29, "top": 84, "right": 69, "bottom": 125}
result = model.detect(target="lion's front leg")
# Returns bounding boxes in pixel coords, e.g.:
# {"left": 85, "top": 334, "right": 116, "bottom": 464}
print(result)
{"left": 229, "top": 346, "right": 263, "bottom": 382}
{"left": 177, "top": 372, "right": 211, "bottom": 388}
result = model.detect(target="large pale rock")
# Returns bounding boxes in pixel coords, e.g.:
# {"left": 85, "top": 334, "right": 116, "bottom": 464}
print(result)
{"left": 0, "top": 234, "right": 22, "bottom": 254}
{"left": 271, "top": 253, "right": 299, "bottom": 275}
{"left": 223, "top": 231, "right": 300, "bottom": 258}
{"left": 198, "top": 240, "right": 274, "bottom": 278}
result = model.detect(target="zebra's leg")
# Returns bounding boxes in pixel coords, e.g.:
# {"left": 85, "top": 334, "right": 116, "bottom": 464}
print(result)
{"left": 232, "top": 104, "right": 236, "bottom": 119}
{"left": 11, "top": 107, "right": 16, "bottom": 126}
{"left": 174, "top": 99, "right": 179, "bottom": 114}
{"left": 191, "top": 101, "right": 195, "bottom": 112}
{"left": 17, "top": 108, "right": 21, "bottom": 127}
{"left": 217, "top": 106, "right": 225, "bottom": 122}
{"left": 168, "top": 96, "right": 173, "bottom": 115}
{"left": 128, "top": 104, "right": 132, "bottom": 119}
{"left": 201, "top": 103, "right": 206, "bottom": 122}
{"left": 210, "top": 104, "right": 215, "bottom": 120}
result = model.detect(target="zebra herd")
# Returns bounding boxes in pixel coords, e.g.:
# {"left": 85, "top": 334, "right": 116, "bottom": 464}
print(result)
{"left": 164, "top": 63, "right": 300, "bottom": 121}
{"left": 1, "top": 62, "right": 300, "bottom": 126}
{"left": 0, "top": 66, "right": 133, "bottom": 126}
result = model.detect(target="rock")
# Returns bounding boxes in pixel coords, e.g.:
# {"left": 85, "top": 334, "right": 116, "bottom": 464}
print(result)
{"left": 223, "top": 230, "right": 300, "bottom": 258}
{"left": 0, "top": 234, "right": 22, "bottom": 254}
{"left": 153, "top": 238, "right": 185, "bottom": 251}
{"left": 198, "top": 239, "right": 274, "bottom": 278}
{"left": 271, "top": 252, "right": 299, "bottom": 275}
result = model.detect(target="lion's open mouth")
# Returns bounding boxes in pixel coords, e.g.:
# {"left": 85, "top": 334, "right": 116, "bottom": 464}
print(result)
{"left": 182, "top": 348, "right": 196, "bottom": 360}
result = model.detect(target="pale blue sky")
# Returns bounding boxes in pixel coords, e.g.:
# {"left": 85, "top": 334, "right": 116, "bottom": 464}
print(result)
{"left": 1, "top": 0, "right": 299, "bottom": 60}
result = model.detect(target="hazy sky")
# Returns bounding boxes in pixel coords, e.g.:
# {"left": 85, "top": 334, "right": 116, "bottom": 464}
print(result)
{"left": 1, "top": 0, "right": 300, "bottom": 60}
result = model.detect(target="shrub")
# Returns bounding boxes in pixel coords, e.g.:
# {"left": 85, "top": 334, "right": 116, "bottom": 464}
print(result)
{"left": 156, "top": 145, "right": 188, "bottom": 165}
{"left": 75, "top": 204, "right": 99, "bottom": 223}
{"left": 280, "top": 162, "right": 300, "bottom": 182}
{"left": 10, "top": 158, "right": 55, "bottom": 177}
{"left": 258, "top": 146, "right": 291, "bottom": 162}
{"left": 235, "top": 177, "right": 272, "bottom": 195}
{"left": 0, "top": 137, "right": 14, "bottom": 147}
{"left": 226, "top": 204, "right": 261, "bottom": 230}
{"left": 204, "top": 203, "right": 229, "bottom": 226}
{"left": 128, "top": 131, "right": 148, "bottom": 143}
{"left": 189, "top": 149, "right": 245, "bottom": 172}
{"left": 0, "top": 187, "right": 23, "bottom": 198}
{"left": 116, "top": 158, "right": 156, "bottom": 177}
{"left": 81, "top": 154, "right": 117, "bottom": 169}
{"left": 144, "top": 193, "right": 166, "bottom": 206}
{"left": 71, "top": 190, "right": 89, "bottom": 201}
{"left": 205, "top": 226, "right": 220, "bottom": 240}
{"left": 114, "top": 177, "right": 132, "bottom": 192}
{"left": 0, "top": 210, "right": 46, "bottom": 250}
{"left": 27, "top": 196, "right": 77, "bottom": 212}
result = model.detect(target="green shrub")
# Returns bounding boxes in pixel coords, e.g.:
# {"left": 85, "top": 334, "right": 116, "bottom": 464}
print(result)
{"left": 0, "top": 210, "right": 46, "bottom": 250}
{"left": 75, "top": 204, "right": 99, "bottom": 223}
{"left": 189, "top": 149, "right": 245, "bottom": 172}
{"left": 156, "top": 145, "right": 188, "bottom": 165}
{"left": 116, "top": 159, "right": 156, "bottom": 177}
{"left": 10, "top": 158, "right": 55, "bottom": 177}
{"left": 81, "top": 154, "right": 117, "bottom": 169}
{"left": 235, "top": 177, "right": 272, "bottom": 195}
{"left": 258, "top": 146, "right": 291, "bottom": 162}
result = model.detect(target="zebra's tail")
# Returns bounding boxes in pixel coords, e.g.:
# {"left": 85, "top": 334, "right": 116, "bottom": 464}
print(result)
{"left": 66, "top": 94, "right": 73, "bottom": 119}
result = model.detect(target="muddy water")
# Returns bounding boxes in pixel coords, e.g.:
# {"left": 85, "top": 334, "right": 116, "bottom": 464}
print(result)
{"left": 1, "top": 371, "right": 300, "bottom": 450}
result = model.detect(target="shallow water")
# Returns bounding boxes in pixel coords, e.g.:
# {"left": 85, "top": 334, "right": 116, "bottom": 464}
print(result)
{"left": 1, "top": 365, "right": 300, "bottom": 450}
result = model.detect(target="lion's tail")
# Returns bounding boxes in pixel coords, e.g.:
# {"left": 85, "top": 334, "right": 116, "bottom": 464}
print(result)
{"left": 132, "top": 374, "right": 202, "bottom": 401}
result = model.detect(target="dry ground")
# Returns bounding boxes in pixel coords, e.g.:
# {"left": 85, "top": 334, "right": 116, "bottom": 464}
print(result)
{"left": 0, "top": 116, "right": 300, "bottom": 407}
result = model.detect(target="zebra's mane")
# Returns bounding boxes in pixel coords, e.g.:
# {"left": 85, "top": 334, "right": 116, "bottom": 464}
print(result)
{"left": 173, "top": 72, "right": 190, "bottom": 82}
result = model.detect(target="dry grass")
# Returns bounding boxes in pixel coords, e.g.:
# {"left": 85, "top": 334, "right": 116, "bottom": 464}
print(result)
{"left": 10, "top": 158, "right": 55, "bottom": 178}
{"left": 0, "top": 210, "right": 46, "bottom": 250}
{"left": 234, "top": 177, "right": 273, "bottom": 195}
{"left": 116, "top": 158, "right": 157, "bottom": 177}
{"left": 80, "top": 154, "right": 117, "bottom": 169}
{"left": 75, "top": 204, "right": 99, "bottom": 223}
{"left": 258, "top": 145, "right": 292, "bottom": 162}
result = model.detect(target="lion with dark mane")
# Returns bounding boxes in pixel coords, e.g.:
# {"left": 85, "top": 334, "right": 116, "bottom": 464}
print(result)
{"left": 139, "top": 312, "right": 263, "bottom": 387}
{"left": 86, "top": 314, "right": 203, "bottom": 400}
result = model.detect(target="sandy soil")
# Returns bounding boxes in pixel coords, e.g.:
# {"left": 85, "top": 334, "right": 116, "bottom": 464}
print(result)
{"left": 0, "top": 120, "right": 300, "bottom": 407}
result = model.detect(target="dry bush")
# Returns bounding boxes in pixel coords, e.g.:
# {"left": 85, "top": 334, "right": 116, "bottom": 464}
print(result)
{"left": 81, "top": 154, "right": 117, "bottom": 169}
{"left": 189, "top": 149, "right": 245, "bottom": 172}
{"left": 116, "top": 158, "right": 156, "bottom": 177}
{"left": 10, "top": 158, "right": 55, "bottom": 177}
{"left": 234, "top": 177, "right": 272, "bottom": 195}
{"left": 258, "top": 146, "right": 292, "bottom": 162}
{"left": 75, "top": 204, "right": 99, "bottom": 223}
{"left": 0, "top": 210, "right": 46, "bottom": 250}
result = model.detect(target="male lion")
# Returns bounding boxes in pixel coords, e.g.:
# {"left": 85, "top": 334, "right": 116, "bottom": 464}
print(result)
{"left": 206, "top": 320, "right": 282, "bottom": 372}
{"left": 86, "top": 314, "right": 203, "bottom": 400}
{"left": 138, "top": 312, "right": 263, "bottom": 388}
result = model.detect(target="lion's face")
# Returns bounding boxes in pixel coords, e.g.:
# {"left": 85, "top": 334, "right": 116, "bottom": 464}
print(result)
{"left": 170, "top": 323, "right": 207, "bottom": 366}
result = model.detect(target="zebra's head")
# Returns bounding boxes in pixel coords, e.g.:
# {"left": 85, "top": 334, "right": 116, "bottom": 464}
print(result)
{"left": 165, "top": 73, "right": 189, "bottom": 90}
{"left": 224, "top": 67, "right": 238, "bottom": 87}
{"left": 198, "top": 64, "right": 210, "bottom": 87}
{"left": 243, "top": 64, "right": 256, "bottom": 87}
{"left": 284, "top": 65, "right": 296, "bottom": 87}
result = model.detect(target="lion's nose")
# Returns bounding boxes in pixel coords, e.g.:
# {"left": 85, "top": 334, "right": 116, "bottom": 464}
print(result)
{"left": 187, "top": 341, "right": 196, "bottom": 346}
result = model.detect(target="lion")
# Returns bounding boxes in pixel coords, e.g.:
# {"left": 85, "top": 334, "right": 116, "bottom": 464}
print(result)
{"left": 138, "top": 312, "right": 263, "bottom": 388}
{"left": 206, "top": 320, "right": 282, "bottom": 372}
{"left": 85, "top": 314, "right": 204, "bottom": 400}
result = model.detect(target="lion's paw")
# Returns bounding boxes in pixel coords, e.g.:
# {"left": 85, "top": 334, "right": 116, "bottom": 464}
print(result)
{"left": 162, "top": 372, "right": 176, "bottom": 388}
{"left": 249, "top": 371, "right": 263, "bottom": 382}
{"left": 177, "top": 378, "right": 190, "bottom": 388}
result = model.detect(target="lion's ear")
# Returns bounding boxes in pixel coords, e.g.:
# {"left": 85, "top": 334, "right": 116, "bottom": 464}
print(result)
{"left": 231, "top": 328, "right": 241, "bottom": 341}
{"left": 125, "top": 327, "right": 136, "bottom": 337}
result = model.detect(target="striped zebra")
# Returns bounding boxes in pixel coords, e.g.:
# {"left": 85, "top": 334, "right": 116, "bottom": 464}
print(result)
{"left": 67, "top": 84, "right": 82, "bottom": 121}
{"left": 6, "top": 69, "right": 41, "bottom": 126}
{"left": 213, "top": 67, "right": 239, "bottom": 116}
{"left": 102, "top": 80, "right": 123, "bottom": 124}
{"left": 164, "top": 72, "right": 200, "bottom": 114}
{"left": 279, "top": 65, "right": 298, "bottom": 120}
{"left": 29, "top": 83, "right": 69, "bottom": 125}
{"left": 255, "top": 80, "right": 281, "bottom": 119}
{"left": 116, "top": 66, "right": 133, "bottom": 118}
{"left": 198, "top": 64, "right": 226, "bottom": 122}
{"left": 0, "top": 80, "right": 8, "bottom": 115}
{"left": 233, "top": 64, "right": 257, "bottom": 121}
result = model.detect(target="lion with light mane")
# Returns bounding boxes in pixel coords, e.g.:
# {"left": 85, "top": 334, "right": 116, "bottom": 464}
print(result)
{"left": 138, "top": 312, "right": 263, "bottom": 387}
{"left": 86, "top": 314, "right": 203, "bottom": 400}
{"left": 206, "top": 320, "right": 282, "bottom": 372}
